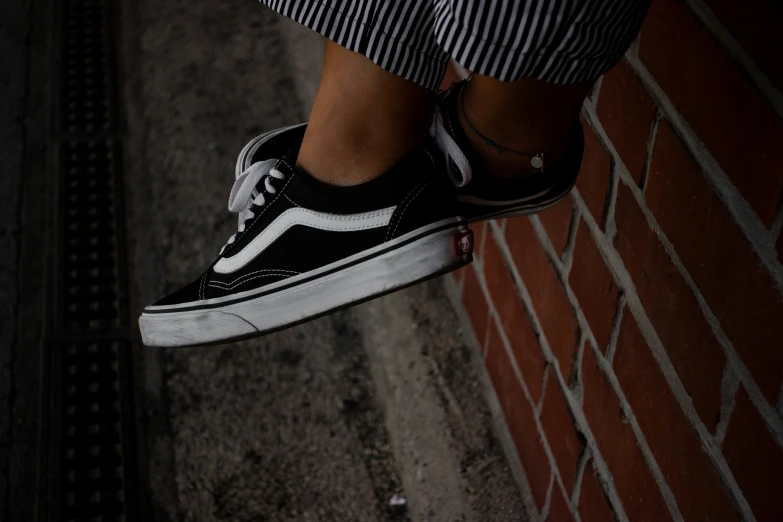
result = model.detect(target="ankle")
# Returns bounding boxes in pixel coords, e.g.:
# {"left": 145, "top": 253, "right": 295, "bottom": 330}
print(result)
{"left": 297, "top": 114, "right": 430, "bottom": 186}
{"left": 455, "top": 90, "right": 575, "bottom": 178}
{"left": 297, "top": 41, "right": 433, "bottom": 187}
{"left": 456, "top": 76, "right": 589, "bottom": 179}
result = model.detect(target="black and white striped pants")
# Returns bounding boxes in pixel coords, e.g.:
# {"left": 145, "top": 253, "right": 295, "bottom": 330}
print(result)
{"left": 260, "top": 0, "right": 650, "bottom": 90}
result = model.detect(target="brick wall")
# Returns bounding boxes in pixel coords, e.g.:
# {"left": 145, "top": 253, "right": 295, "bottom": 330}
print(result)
{"left": 445, "top": 0, "right": 783, "bottom": 520}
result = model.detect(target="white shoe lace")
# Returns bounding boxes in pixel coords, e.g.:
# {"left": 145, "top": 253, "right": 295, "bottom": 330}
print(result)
{"left": 430, "top": 110, "right": 473, "bottom": 188}
{"left": 221, "top": 158, "right": 285, "bottom": 254}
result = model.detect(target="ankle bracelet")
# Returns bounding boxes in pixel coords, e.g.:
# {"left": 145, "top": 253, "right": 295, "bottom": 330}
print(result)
{"left": 459, "top": 79, "right": 572, "bottom": 173}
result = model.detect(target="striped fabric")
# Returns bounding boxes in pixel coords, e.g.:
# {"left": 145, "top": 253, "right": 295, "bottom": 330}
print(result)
{"left": 260, "top": 0, "right": 650, "bottom": 90}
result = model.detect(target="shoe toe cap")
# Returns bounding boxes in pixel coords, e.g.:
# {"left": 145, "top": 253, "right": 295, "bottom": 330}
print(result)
{"left": 149, "top": 277, "right": 204, "bottom": 308}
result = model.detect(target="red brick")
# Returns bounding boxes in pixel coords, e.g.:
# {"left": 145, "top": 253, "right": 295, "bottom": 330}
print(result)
{"left": 483, "top": 230, "right": 547, "bottom": 403}
{"left": 723, "top": 386, "right": 783, "bottom": 522}
{"left": 577, "top": 120, "right": 612, "bottom": 227}
{"left": 462, "top": 265, "right": 489, "bottom": 349}
{"left": 540, "top": 373, "right": 584, "bottom": 492}
{"left": 704, "top": 0, "right": 783, "bottom": 92}
{"left": 486, "top": 320, "right": 552, "bottom": 510}
{"left": 597, "top": 60, "right": 657, "bottom": 185}
{"left": 613, "top": 314, "right": 741, "bottom": 522}
{"left": 640, "top": 0, "right": 783, "bottom": 224}
{"left": 582, "top": 345, "right": 672, "bottom": 522}
{"left": 579, "top": 464, "right": 618, "bottom": 522}
{"left": 473, "top": 222, "right": 487, "bottom": 263}
{"left": 539, "top": 198, "right": 573, "bottom": 256}
{"left": 646, "top": 121, "right": 783, "bottom": 404}
{"left": 570, "top": 220, "right": 620, "bottom": 353}
{"left": 547, "top": 486, "right": 576, "bottom": 522}
{"left": 505, "top": 217, "right": 579, "bottom": 379}
{"left": 614, "top": 182, "right": 725, "bottom": 430}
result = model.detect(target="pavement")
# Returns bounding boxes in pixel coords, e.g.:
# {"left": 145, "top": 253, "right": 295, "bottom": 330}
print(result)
{"left": 0, "top": 0, "right": 28, "bottom": 518}
{"left": 0, "top": 0, "right": 528, "bottom": 520}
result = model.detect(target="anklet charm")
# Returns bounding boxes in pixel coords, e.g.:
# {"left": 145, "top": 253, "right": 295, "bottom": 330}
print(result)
{"left": 531, "top": 153, "right": 544, "bottom": 172}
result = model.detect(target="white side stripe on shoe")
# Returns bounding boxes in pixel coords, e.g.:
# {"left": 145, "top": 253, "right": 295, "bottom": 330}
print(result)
{"left": 213, "top": 205, "right": 396, "bottom": 274}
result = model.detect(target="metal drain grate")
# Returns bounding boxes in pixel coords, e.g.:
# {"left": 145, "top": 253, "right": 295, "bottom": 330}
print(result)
{"left": 61, "top": 139, "right": 120, "bottom": 331}
{"left": 47, "top": 0, "right": 139, "bottom": 520}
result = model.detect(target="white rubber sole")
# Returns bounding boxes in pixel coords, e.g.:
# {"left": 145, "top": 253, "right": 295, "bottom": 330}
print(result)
{"left": 139, "top": 220, "right": 472, "bottom": 347}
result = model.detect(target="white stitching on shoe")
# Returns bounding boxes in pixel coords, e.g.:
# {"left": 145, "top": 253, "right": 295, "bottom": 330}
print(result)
{"left": 445, "top": 102, "right": 458, "bottom": 139}
{"left": 389, "top": 175, "right": 436, "bottom": 240}
{"left": 278, "top": 158, "right": 294, "bottom": 172}
{"left": 284, "top": 194, "right": 300, "bottom": 207}
{"left": 385, "top": 175, "right": 430, "bottom": 242}
{"left": 386, "top": 151, "right": 438, "bottom": 241}
{"left": 208, "top": 272, "right": 296, "bottom": 291}
{"left": 210, "top": 268, "right": 300, "bottom": 287}
{"left": 199, "top": 272, "right": 207, "bottom": 301}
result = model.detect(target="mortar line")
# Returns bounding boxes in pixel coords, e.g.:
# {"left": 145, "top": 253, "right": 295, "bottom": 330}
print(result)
{"left": 621, "top": 56, "right": 783, "bottom": 291}
{"left": 714, "top": 365, "right": 740, "bottom": 445}
{"left": 681, "top": 0, "right": 783, "bottom": 119}
{"left": 530, "top": 214, "right": 569, "bottom": 278}
{"left": 574, "top": 116, "right": 783, "bottom": 446}
{"left": 603, "top": 160, "right": 621, "bottom": 240}
{"left": 561, "top": 198, "right": 581, "bottom": 276}
{"left": 556, "top": 474, "right": 584, "bottom": 522}
{"left": 571, "top": 447, "right": 591, "bottom": 507}
{"left": 604, "top": 294, "right": 627, "bottom": 364}
{"left": 626, "top": 31, "right": 641, "bottom": 61}
{"left": 588, "top": 75, "right": 603, "bottom": 109}
{"left": 546, "top": 457, "right": 588, "bottom": 522}
{"left": 572, "top": 188, "right": 758, "bottom": 521}
{"left": 571, "top": 336, "right": 587, "bottom": 405}
{"left": 541, "top": 473, "right": 555, "bottom": 521}
{"left": 490, "top": 220, "right": 631, "bottom": 522}
{"left": 536, "top": 368, "right": 550, "bottom": 418}
{"left": 639, "top": 110, "right": 661, "bottom": 193}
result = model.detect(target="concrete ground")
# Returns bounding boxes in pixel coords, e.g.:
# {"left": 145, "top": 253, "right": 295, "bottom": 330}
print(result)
{"left": 119, "top": 0, "right": 530, "bottom": 520}
{"left": 0, "top": 1, "right": 26, "bottom": 518}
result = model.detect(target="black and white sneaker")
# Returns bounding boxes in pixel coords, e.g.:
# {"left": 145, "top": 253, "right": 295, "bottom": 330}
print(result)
{"left": 139, "top": 126, "right": 473, "bottom": 347}
{"left": 431, "top": 79, "right": 585, "bottom": 222}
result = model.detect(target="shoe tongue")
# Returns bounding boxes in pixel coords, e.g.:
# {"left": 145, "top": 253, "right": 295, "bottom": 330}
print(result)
{"left": 284, "top": 143, "right": 300, "bottom": 162}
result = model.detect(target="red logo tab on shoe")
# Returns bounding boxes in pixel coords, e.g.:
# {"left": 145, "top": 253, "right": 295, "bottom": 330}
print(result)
{"left": 453, "top": 229, "right": 474, "bottom": 256}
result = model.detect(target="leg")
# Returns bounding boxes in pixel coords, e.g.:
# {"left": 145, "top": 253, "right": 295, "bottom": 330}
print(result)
{"left": 297, "top": 41, "right": 435, "bottom": 186}
{"left": 438, "top": 0, "right": 650, "bottom": 179}
{"left": 457, "top": 76, "right": 593, "bottom": 178}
